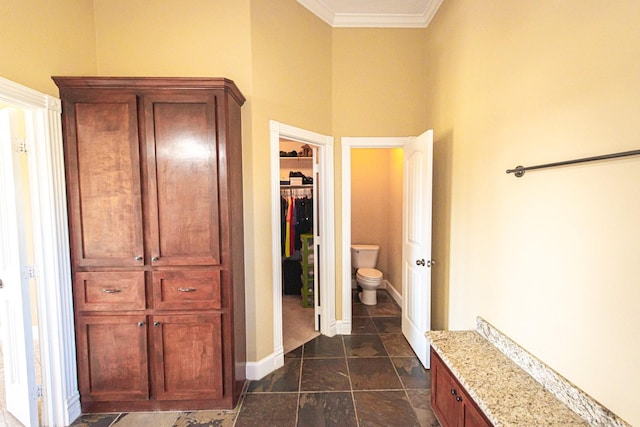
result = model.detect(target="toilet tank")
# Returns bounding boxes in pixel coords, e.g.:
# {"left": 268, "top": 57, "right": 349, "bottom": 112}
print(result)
{"left": 351, "top": 244, "right": 380, "bottom": 269}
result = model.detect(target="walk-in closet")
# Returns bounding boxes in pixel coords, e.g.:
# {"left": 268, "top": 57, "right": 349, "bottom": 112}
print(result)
{"left": 279, "top": 138, "right": 319, "bottom": 352}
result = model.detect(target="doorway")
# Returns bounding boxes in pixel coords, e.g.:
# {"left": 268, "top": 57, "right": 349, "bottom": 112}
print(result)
{"left": 0, "top": 77, "right": 80, "bottom": 426}
{"left": 341, "top": 133, "right": 433, "bottom": 367}
{"left": 279, "top": 138, "right": 319, "bottom": 353}
{"left": 268, "top": 121, "right": 335, "bottom": 372}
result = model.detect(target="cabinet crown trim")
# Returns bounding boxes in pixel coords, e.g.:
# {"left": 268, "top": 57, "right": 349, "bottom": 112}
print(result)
{"left": 51, "top": 76, "right": 246, "bottom": 105}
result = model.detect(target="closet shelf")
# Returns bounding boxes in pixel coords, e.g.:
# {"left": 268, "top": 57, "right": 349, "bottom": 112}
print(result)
{"left": 281, "top": 184, "right": 313, "bottom": 188}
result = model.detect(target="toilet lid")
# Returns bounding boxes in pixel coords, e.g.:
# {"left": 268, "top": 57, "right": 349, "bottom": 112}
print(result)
{"left": 357, "top": 268, "right": 382, "bottom": 279}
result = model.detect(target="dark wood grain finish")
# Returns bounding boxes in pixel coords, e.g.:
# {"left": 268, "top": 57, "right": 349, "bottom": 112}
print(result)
{"left": 152, "top": 269, "right": 221, "bottom": 310}
{"left": 75, "top": 315, "right": 149, "bottom": 401}
{"left": 143, "top": 94, "right": 220, "bottom": 266}
{"left": 55, "top": 77, "right": 246, "bottom": 412}
{"left": 63, "top": 93, "right": 144, "bottom": 267}
{"left": 431, "top": 349, "right": 493, "bottom": 427}
{"left": 74, "top": 271, "right": 146, "bottom": 311}
{"left": 150, "top": 313, "right": 223, "bottom": 400}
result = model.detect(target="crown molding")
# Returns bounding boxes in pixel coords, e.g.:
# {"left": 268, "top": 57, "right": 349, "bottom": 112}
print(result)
{"left": 297, "top": 0, "right": 443, "bottom": 28}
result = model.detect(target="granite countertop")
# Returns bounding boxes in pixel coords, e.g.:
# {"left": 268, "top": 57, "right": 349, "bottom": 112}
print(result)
{"left": 427, "top": 330, "right": 589, "bottom": 427}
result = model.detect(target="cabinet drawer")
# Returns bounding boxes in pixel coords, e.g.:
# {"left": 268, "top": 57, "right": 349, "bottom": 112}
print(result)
{"left": 75, "top": 271, "right": 146, "bottom": 311}
{"left": 153, "top": 270, "right": 221, "bottom": 310}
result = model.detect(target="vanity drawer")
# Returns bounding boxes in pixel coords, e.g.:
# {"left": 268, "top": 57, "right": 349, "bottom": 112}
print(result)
{"left": 74, "top": 271, "right": 146, "bottom": 311}
{"left": 153, "top": 270, "right": 221, "bottom": 310}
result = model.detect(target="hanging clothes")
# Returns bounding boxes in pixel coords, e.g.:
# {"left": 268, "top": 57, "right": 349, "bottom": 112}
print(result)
{"left": 294, "top": 197, "right": 313, "bottom": 250}
{"left": 280, "top": 188, "right": 313, "bottom": 258}
{"left": 281, "top": 187, "right": 314, "bottom": 295}
{"left": 284, "top": 195, "right": 294, "bottom": 257}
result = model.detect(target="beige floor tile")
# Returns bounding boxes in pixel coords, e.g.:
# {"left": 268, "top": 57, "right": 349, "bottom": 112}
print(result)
{"left": 112, "top": 412, "right": 180, "bottom": 427}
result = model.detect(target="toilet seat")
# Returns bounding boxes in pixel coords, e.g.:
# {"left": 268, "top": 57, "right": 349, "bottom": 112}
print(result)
{"left": 357, "top": 268, "right": 382, "bottom": 280}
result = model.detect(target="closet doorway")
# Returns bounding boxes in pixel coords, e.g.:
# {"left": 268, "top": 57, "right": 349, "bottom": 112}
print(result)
{"left": 279, "top": 139, "right": 318, "bottom": 352}
{"left": 269, "top": 121, "right": 335, "bottom": 362}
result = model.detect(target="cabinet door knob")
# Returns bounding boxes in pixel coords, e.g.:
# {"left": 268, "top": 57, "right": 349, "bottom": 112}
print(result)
{"left": 154, "top": 321, "right": 160, "bottom": 327}
{"left": 135, "top": 256, "right": 143, "bottom": 261}
{"left": 151, "top": 256, "right": 159, "bottom": 262}
{"left": 137, "top": 321, "right": 145, "bottom": 327}
{"left": 451, "top": 389, "right": 457, "bottom": 395}
{"left": 456, "top": 396, "right": 462, "bottom": 402}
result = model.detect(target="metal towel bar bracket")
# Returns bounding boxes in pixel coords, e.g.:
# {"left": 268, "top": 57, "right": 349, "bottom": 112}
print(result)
{"left": 506, "top": 149, "right": 640, "bottom": 178}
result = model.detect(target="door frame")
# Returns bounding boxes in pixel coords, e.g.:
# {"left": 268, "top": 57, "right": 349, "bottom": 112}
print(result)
{"left": 340, "top": 136, "right": 412, "bottom": 332}
{"left": 0, "top": 77, "right": 80, "bottom": 425}
{"left": 269, "top": 121, "right": 335, "bottom": 366}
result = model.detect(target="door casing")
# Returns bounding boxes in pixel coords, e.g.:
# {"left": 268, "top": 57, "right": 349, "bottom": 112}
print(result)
{"left": 0, "top": 77, "right": 81, "bottom": 425}
{"left": 266, "top": 121, "right": 335, "bottom": 375}
{"left": 340, "top": 135, "right": 432, "bottom": 340}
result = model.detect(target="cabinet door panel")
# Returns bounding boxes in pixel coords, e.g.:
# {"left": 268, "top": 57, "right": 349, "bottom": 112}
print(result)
{"left": 76, "top": 315, "right": 149, "bottom": 401}
{"left": 432, "top": 350, "right": 463, "bottom": 427}
{"left": 151, "top": 313, "right": 223, "bottom": 400}
{"left": 153, "top": 270, "right": 221, "bottom": 310}
{"left": 143, "top": 94, "right": 221, "bottom": 266}
{"left": 464, "top": 400, "right": 493, "bottom": 427}
{"left": 75, "top": 271, "right": 146, "bottom": 311}
{"left": 64, "top": 94, "right": 144, "bottom": 267}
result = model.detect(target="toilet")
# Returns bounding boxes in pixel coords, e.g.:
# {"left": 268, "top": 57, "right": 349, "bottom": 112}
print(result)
{"left": 351, "top": 244, "right": 383, "bottom": 305}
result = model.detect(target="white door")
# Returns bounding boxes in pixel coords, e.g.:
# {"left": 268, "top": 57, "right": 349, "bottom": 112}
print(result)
{"left": 312, "top": 147, "right": 320, "bottom": 331}
{"left": 402, "top": 129, "right": 434, "bottom": 368}
{"left": 0, "top": 109, "right": 39, "bottom": 427}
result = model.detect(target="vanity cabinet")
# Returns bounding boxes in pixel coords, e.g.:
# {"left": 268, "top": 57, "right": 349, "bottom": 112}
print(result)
{"left": 431, "top": 348, "right": 493, "bottom": 427}
{"left": 54, "top": 77, "right": 246, "bottom": 412}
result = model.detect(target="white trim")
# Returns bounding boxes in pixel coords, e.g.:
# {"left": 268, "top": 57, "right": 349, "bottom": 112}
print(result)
{"left": 341, "top": 136, "right": 411, "bottom": 334}
{"left": 332, "top": 13, "right": 433, "bottom": 29}
{"left": 0, "top": 77, "right": 80, "bottom": 426}
{"left": 269, "top": 120, "right": 336, "bottom": 372}
{"left": 296, "top": 0, "right": 335, "bottom": 27}
{"left": 297, "top": 0, "right": 443, "bottom": 28}
{"left": 245, "top": 348, "right": 285, "bottom": 381}
{"left": 335, "top": 320, "right": 351, "bottom": 335}
{"left": 384, "top": 279, "right": 403, "bottom": 308}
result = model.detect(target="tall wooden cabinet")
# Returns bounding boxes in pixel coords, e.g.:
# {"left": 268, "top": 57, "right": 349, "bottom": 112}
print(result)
{"left": 53, "top": 77, "right": 246, "bottom": 412}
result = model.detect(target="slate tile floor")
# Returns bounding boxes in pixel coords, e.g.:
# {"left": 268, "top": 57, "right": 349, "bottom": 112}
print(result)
{"left": 70, "top": 290, "right": 439, "bottom": 427}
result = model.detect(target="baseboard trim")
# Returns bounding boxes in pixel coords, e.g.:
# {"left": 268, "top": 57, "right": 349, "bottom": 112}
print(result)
{"left": 245, "top": 348, "right": 284, "bottom": 381}
{"left": 385, "top": 279, "right": 403, "bottom": 307}
{"left": 336, "top": 319, "right": 351, "bottom": 335}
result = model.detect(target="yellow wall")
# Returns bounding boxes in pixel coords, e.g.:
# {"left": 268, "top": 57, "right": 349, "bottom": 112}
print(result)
{"left": 5, "top": 1, "right": 636, "bottom": 422}
{"left": 93, "top": 0, "right": 253, "bottom": 90}
{"left": 351, "top": 148, "right": 403, "bottom": 293}
{"left": 388, "top": 148, "right": 404, "bottom": 292}
{"left": 332, "top": 27, "right": 428, "bottom": 317}
{"left": 332, "top": 28, "right": 428, "bottom": 137}
{"left": 0, "top": 0, "right": 97, "bottom": 95}
{"left": 426, "top": 1, "right": 640, "bottom": 424}
{"left": 248, "top": 0, "right": 332, "bottom": 360}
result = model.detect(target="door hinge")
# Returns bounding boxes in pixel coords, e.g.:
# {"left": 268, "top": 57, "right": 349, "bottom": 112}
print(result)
{"left": 13, "top": 137, "right": 29, "bottom": 154}
{"left": 22, "top": 265, "right": 38, "bottom": 279}
{"left": 31, "top": 384, "right": 43, "bottom": 400}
